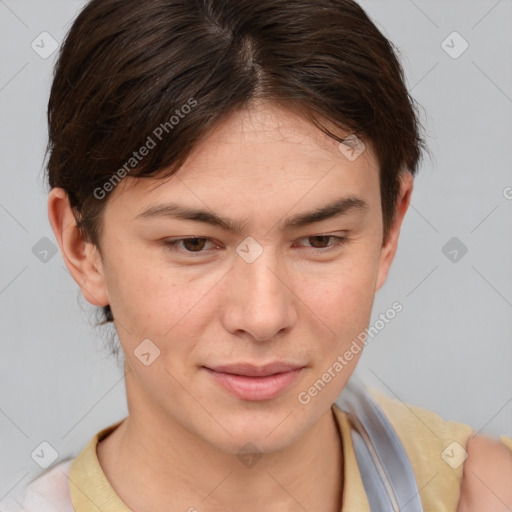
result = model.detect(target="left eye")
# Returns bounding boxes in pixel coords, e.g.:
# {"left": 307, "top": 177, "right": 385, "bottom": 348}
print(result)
{"left": 162, "top": 235, "right": 349, "bottom": 255}
{"left": 297, "top": 235, "right": 348, "bottom": 250}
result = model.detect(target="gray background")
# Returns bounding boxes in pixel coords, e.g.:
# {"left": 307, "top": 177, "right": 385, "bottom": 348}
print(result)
{"left": 1, "top": 0, "right": 511, "bottom": 505}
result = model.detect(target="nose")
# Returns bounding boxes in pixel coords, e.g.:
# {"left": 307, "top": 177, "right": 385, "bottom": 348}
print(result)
{"left": 221, "top": 242, "right": 298, "bottom": 342}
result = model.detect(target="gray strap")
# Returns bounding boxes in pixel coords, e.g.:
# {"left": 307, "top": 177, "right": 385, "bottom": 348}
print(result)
{"left": 335, "top": 376, "right": 424, "bottom": 512}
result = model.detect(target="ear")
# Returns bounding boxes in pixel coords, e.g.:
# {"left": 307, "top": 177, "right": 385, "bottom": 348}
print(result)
{"left": 375, "top": 171, "right": 414, "bottom": 292}
{"left": 47, "top": 188, "right": 110, "bottom": 307}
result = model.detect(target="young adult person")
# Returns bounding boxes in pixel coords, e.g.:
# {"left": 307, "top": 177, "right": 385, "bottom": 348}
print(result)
{"left": 8, "top": 0, "right": 512, "bottom": 511}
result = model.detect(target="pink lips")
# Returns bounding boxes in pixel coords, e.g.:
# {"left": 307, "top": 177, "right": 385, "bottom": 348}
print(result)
{"left": 203, "top": 362, "right": 304, "bottom": 401}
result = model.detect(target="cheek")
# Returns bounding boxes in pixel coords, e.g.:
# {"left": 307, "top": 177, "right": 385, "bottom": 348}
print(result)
{"left": 296, "top": 249, "right": 379, "bottom": 338}
{"left": 103, "top": 242, "right": 220, "bottom": 349}
{"left": 100, "top": 240, "right": 175, "bottom": 334}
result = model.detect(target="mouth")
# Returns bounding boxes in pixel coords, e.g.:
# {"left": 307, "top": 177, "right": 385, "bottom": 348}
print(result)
{"left": 202, "top": 362, "right": 305, "bottom": 401}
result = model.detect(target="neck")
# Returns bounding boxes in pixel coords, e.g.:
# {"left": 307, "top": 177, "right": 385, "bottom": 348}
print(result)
{"left": 97, "top": 383, "right": 344, "bottom": 512}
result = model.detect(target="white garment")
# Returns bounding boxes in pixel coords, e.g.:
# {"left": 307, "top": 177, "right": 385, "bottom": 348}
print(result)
{"left": 1, "top": 460, "right": 74, "bottom": 512}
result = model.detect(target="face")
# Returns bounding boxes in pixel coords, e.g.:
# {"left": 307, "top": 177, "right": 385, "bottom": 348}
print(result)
{"left": 52, "top": 101, "right": 412, "bottom": 456}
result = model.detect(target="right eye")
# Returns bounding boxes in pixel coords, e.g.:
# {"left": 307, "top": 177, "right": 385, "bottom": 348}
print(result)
{"left": 162, "top": 237, "right": 218, "bottom": 256}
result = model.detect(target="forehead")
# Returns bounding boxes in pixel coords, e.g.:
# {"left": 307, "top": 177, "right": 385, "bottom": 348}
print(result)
{"left": 110, "top": 102, "right": 380, "bottom": 217}
{"left": 177, "top": 103, "right": 375, "bottom": 177}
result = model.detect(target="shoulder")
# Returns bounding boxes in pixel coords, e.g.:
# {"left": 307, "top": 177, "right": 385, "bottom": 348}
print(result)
{"left": 366, "top": 387, "right": 512, "bottom": 510}
{"left": 366, "top": 387, "right": 473, "bottom": 508}
{"left": 4, "top": 459, "right": 75, "bottom": 512}
{"left": 367, "top": 386, "right": 475, "bottom": 459}
{"left": 457, "top": 434, "right": 512, "bottom": 511}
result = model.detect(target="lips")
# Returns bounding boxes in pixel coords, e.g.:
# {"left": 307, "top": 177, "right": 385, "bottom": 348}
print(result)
{"left": 203, "top": 362, "right": 305, "bottom": 401}
{"left": 205, "top": 362, "right": 304, "bottom": 377}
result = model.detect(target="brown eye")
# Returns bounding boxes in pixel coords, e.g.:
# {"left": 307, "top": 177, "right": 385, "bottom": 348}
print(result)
{"left": 163, "top": 237, "right": 214, "bottom": 254}
{"left": 181, "top": 238, "right": 207, "bottom": 251}
{"left": 298, "top": 235, "right": 349, "bottom": 251}
{"left": 307, "top": 235, "right": 332, "bottom": 248}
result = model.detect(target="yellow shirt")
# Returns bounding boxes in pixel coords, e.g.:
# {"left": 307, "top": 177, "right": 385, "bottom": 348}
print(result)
{"left": 17, "top": 387, "right": 512, "bottom": 511}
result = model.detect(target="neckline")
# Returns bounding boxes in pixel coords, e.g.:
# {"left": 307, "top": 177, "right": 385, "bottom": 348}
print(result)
{"left": 68, "top": 405, "right": 370, "bottom": 511}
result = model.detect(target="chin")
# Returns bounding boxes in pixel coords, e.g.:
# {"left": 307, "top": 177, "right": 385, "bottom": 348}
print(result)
{"left": 201, "top": 404, "right": 313, "bottom": 456}
{"left": 208, "top": 427, "right": 298, "bottom": 458}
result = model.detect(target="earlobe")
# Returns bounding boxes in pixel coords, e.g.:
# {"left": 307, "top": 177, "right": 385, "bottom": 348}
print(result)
{"left": 47, "top": 188, "right": 110, "bottom": 307}
{"left": 374, "top": 171, "right": 414, "bottom": 292}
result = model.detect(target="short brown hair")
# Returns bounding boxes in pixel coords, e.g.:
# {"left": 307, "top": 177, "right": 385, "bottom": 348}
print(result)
{"left": 46, "top": 0, "right": 427, "bottom": 326}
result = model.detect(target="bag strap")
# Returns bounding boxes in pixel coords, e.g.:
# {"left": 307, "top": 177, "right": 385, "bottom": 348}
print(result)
{"left": 335, "top": 376, "right": 424, "bottom": 512}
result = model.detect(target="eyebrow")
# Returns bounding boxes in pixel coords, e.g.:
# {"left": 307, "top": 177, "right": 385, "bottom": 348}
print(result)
{"left": 134, "top": 195, "right": 369, "bottom": 234}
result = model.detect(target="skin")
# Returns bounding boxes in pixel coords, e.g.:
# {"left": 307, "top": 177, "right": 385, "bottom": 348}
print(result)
{"left": 457, "top": 435, "right": 512, "bottom": 511}
{"left": 48, "top": 100, "right": 414, "bottom": 512}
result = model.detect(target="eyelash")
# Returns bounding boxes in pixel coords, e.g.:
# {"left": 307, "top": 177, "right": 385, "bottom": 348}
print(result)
{"left": 162, "top": 235, "right": 350, "bottom": 256}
